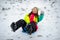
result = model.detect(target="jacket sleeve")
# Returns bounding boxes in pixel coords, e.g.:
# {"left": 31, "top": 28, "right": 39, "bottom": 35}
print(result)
{"left": 24, "top": 14, "right": 30, "bottom": 24}
{"left": 38, "top": 11, "right": 44, "bottom": 22}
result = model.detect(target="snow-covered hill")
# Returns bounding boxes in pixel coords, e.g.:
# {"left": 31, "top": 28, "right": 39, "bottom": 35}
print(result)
{"left": 0, "top": 0, "right": 60, "bottom": 40}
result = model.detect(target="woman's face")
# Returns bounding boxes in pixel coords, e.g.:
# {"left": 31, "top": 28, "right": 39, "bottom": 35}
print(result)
{"left": 32, "top": 7, "right": 38, "bottom": 14}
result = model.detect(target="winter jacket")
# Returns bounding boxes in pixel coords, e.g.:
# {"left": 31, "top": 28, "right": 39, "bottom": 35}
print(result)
{"left": 24, "top": 12, "right": 44, "bottom": 24}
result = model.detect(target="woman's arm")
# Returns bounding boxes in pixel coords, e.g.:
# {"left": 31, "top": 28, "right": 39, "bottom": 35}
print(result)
{"left": 38, "top": 11, "right": 44, "bottom": 22}
{"left": 24, "top": 14, "right": 30, "bottom": 24}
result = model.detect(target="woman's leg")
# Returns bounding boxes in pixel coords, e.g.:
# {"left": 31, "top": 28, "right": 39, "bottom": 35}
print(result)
{"left": 30, "top": 22, "right": 37, "bottom": 33}
{"left": 11, "top": 19, "right": 26, "bottom": 32}
{"left": 26, "top": 23, "right": 33, "bottom": 35}
{"left": 16, "top": 19, "right": 27, "bottom": 31}
{"left": 26, "top": 22, "right": 37, "bottom": 35}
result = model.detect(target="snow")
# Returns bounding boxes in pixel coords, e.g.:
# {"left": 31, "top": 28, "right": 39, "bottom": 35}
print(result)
{"left": 0, "top": 0, "right": 60, "bottom": 40}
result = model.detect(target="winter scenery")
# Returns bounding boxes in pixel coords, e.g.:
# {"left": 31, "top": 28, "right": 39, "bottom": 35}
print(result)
{"left": 0, "top": 0, "right": 60, "bottom": 40}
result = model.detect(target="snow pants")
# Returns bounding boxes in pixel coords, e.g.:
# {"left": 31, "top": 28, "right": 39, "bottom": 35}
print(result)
{"left": 11, "top": 19, "right": 37, "bottom": 34}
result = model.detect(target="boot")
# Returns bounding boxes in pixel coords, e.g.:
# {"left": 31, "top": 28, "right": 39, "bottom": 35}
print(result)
{"left": 11, "top": 22, "right": 17, "bottom": 32}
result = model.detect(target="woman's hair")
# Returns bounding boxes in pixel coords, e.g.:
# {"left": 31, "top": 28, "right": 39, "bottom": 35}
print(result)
{"left": 29, "top": 7, "right": 39, "bottom": 17}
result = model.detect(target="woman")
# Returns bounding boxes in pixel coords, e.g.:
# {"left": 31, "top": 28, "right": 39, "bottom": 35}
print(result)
{"left": 11, "top": 7, "right": 44, "bottom": 35}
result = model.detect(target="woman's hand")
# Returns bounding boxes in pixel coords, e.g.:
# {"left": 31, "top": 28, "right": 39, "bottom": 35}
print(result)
{"left": 41, "top": 11, "right": 44, "bottom": 14}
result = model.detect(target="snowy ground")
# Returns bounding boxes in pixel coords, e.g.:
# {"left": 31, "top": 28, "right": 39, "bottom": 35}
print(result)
{"left": 0, "top": 0, "right": 60, "bottom": 40}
